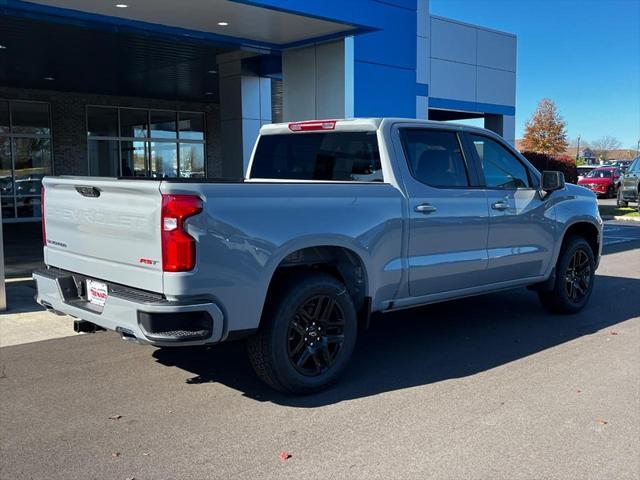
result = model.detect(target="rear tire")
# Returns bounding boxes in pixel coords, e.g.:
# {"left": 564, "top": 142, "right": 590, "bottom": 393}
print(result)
{"left": 538, "top": 236, "right": 595, "bottom": 314}
{"left": 606, "top": 185, "right": 614, "bottom": 199}
{"left": 616, "top": 188, "right": 628, "bottom": 208}
{"left": 247, "top": 272, "right": 357, "bottom": 394}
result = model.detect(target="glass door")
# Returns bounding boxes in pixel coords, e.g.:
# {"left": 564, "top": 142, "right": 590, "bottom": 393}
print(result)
{"left": 13, "top": 137, "right": 51, "bottom": 219}
{"left": 0, "top": 100, "right": 52, "bottom": 222}
{"left": 0, "top": 137, "right": 13, "bottom": 219}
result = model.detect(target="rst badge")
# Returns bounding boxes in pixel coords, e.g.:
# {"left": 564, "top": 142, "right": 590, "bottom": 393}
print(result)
{"left": 139, "top": 258, "right": 159, "bottom": 266}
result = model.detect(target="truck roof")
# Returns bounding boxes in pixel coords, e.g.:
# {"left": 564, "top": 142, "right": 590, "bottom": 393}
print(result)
{"left": 259, "top": 118, "right": 491, "bottom": 136}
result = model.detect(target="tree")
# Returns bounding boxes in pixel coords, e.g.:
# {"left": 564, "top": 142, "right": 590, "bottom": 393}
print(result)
{"left": 522, "top": 98, "right": 569, "bottom": 155}
{"left": 591, "top": 136, "right": 622, "bottom": 160}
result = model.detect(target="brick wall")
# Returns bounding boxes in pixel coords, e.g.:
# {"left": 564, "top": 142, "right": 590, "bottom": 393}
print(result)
{"left": 0, "top": 86, "right": 222, "bottom": 177}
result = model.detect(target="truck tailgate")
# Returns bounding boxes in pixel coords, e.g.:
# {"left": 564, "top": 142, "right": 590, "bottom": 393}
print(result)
{"left": 42, "top": 177, "right": 164, "bottom": 292}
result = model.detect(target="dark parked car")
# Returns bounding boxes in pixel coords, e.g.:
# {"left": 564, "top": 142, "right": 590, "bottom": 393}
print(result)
{"left": 617, "top": 156, "right": 640, "bottom": 210}
{"left": 608, "top": 159, "right": 633, "bottom": 173}
{"left": 577, "top": 166, "right": 621, "bottom": 198}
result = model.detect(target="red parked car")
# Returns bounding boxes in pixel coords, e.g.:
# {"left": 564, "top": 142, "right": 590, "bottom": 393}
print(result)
{"left": 577, "top": 166, "right": 621, "bottom": 198}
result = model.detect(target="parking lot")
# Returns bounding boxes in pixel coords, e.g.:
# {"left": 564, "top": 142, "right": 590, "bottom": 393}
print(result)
{"left": 1, "top": 222, "right": 639, "bottom": 479}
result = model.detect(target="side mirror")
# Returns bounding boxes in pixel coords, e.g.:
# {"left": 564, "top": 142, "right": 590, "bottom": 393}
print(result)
{"left": 541, "top": 170, "right": 565, "bottom": 192}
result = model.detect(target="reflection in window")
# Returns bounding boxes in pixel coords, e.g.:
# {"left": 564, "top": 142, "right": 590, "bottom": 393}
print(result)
{"left": 87, "top": 106, "right": 118, "bottom": 137}
{"left": 11, "top": 102, "right": 50, "bottom": 135}
{"left": 178, "top": 112, "right": 205, "bottom": 141}
{"left": 179, "top": 143, "right": 205, "bottom": 177}
{"left": 1, "top": 137, "right": 13, "bottom": 218}
{"left": 120, "top": 109, "right": 148, "bottom": 138}
{"left": 13, "top": 138, "right": 51, "bottom": 218}
{"left": 120, "top": 141, "right": 147, "bottom": 177}
{"left": 88, "top": 140, "right": 119, "bottom": 177}
{"left": 150, "top": 111, "right": 177, "bottom": 139}
{"left": 0, "top": 101, "right": 9, "bottom": 134}
{"left": 469, "top": 135, "right": 530, "bottom": 189}
{"left": 87, "top": 107, "right": 206, "bottom": 178}
{"left": 150, "top": 142, "right": 177, "bottom": 178}
{"left": 1, "top": 101, "right": 52, "bottom": 220}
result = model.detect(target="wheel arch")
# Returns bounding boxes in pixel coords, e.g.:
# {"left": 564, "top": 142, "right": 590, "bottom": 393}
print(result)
{"left": 258, "top": 242, "right": 371, "bottom": 329}
{"left": 558, "top": 220, "right": 601, "bottom": 262}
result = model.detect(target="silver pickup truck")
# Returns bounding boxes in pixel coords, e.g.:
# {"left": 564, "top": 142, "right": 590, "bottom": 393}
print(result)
{"left": 34, "top": 118, "right": 602, "bottom": 394}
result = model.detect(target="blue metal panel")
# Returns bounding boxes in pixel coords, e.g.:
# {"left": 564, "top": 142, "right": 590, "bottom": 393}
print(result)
{"left": 416, "top": 83, "right": 429, "bottom": 97}
{"left": 238, "top": 0, "right": 418, "bottom": 70}
{"left": 429, "top": 97, "right": 516, "bottom": 116}
{"left": 353, "top": 7, "right": 417, "bottom": 70}
{"left": 354, "top": 62, "right": 416, "bottom": 117}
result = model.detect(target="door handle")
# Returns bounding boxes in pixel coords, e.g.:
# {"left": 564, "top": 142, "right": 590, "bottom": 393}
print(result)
{"left": 414, "top": 203, "right": 437, "bottom": 214}
{"left": 491, "top": 200, "right": 509, "bottom": 211}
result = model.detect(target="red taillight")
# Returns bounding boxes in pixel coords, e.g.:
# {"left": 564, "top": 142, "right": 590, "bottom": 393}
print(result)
{"left": 161, "top": 194, "right": 202, "bottom": 272}
{"left": 288, "top": 120, "right": 336, "bottom": 132}
{"left": 41, "top": 186, "right": 46, "bottom": 246}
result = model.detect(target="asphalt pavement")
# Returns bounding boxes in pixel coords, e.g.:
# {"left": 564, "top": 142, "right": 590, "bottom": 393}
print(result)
{"left": 1, "top": 233, "right": 639, "bottom": 479}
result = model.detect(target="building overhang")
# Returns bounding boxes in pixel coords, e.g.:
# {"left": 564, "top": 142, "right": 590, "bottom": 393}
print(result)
{"left": 4, "top": 0, "right": 377, "bottom": 51}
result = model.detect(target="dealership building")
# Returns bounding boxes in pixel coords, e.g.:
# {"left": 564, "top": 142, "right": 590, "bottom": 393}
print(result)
{"left": 0, "top": 0, "right": 517, "bottom": 223}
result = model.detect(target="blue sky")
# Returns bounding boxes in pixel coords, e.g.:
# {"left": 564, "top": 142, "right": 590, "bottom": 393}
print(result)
{"left": 430, "top": 0, "right": 640, "bottom": 149}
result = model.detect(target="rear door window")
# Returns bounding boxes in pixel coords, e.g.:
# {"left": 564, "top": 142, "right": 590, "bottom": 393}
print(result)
{"left": 400, "top": 129, "right": 470, "bottom": 187}
{"left": 250, "top": 132, "right": 382, "bottom": 181}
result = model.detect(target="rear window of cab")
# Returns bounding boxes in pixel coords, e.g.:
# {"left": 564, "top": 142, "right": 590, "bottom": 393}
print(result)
{"left": 250, "top": 132, "right": 382, "bottom": 181}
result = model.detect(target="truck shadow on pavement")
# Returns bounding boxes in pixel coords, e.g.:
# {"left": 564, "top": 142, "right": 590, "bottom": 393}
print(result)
{"left": 153, "top": 272, "right": 640, "bottom": 407}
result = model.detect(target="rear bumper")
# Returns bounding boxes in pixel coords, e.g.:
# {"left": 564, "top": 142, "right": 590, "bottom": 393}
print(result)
{"left": 33, "top": 268, "right": 224, "bottom": 347}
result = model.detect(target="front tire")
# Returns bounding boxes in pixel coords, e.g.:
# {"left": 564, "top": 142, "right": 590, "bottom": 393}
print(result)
{"left": 248, "top": 272, "right": 357, "bottom": 394}
{"left": 606, "top": 185, "right": 615, "bottom": 199}
{"left": 617, "top": 188, "right": 628, "bottom": 208}
{"left": 538, "top": 236, "right": 595, "bottom": 314}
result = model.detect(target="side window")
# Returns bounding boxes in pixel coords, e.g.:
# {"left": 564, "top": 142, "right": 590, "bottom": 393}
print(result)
{"left": 469, "top": 134, "right": 531, "bottom": 189}
{"left": 401, "top": 129, "right": 469, "bottom": 187}
{"left": 632, "top": 159, "right": 640, "bottom": 173}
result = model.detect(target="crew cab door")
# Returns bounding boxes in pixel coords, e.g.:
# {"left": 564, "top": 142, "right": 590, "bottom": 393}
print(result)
{"left": 464, "top": 133, "right": 556, "bottom": 282}
{"left": 394, "top": 127, "right": 490, "bottom": 297}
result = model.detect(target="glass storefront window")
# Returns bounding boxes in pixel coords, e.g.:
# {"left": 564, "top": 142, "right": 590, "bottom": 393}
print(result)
{"left": 87, "top": 106, "right": 118, "bottom": 137}
{"left": 121, "top": 141, "right": 147, "bottom": 177}
{"left": 1, "top": 137, "right": 13, "bottom": 219}
{"left": 0, "top": 101, "right": 9, "bottom": 134}
{"left": 150, "top": 111, "right": 177, "bottom": 139}
{"left": 150, "top": 142, "right": 178, "bottom": 178}
{"left": 178, "top": 112, "right": 204, "bottom": 140}
{"left": 14, "top": 138, "right": 51, "bottom": 218}
{"left": 11, "top": 101, "right": 50, "bottom": 135}
{"left": 88, "top": 140, "right": 119, "bottom": 177}
{"left": 179, "top": 143, "right": 205, "bottom": 178}
{"left": 120, "top": 108, "right": 148, "bottom": 138}
{"left": 1, "top": 101, "right": 52, "bottom": 221}
{"left": 87, "top": 107, "right": 206, "bottom": 178}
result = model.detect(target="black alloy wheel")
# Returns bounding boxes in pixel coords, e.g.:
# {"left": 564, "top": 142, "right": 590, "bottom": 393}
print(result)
{"left": 538, "top": 236, "right": 595, "bottom": 314}
{"left": 287, "top": 295, "right": 346, "bottom": 376}
{"left": 564, "top": 248, "right": 592, "bottom": 304}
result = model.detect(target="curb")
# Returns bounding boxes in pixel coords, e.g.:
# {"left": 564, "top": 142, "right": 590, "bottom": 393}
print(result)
{"left": 613, "top": 215, "right": 640, "bottom": 223}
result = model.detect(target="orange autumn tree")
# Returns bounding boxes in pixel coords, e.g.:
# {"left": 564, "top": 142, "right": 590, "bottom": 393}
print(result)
{"left": 522, "top": 98, "right": 569, "bottom": 155}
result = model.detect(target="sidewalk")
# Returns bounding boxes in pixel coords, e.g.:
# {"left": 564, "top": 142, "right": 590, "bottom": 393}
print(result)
{"left": 0, "top": 280, "right": 74, "bottom": 348}
{"left": 1, "top": 222, "right": 74, "bottom": 347}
